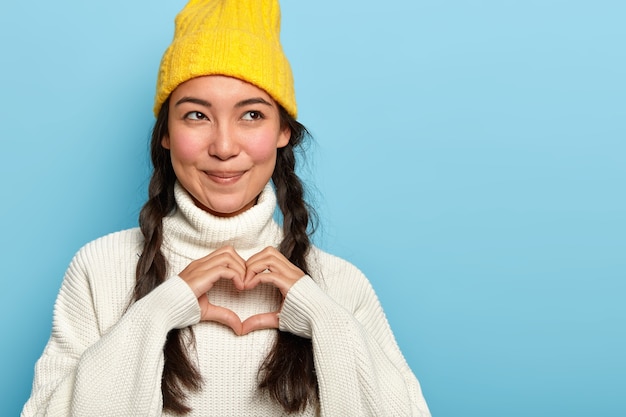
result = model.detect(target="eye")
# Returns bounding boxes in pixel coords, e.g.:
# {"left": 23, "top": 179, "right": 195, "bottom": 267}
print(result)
{"left": 242, "top": 111, "right": 264, "bottom": 121}
{"left": 185, "top": 111, "right": 208, "bottom": 121}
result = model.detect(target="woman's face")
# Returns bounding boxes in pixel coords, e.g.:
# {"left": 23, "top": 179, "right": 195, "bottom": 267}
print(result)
{"left": 163, "top": 75, "right": 291, "bottom": 217}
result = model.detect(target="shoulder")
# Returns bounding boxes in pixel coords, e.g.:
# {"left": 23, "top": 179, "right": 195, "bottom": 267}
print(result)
{"left": 70, "top": 228, "right": 143, "bottom": 271}
{"left": 58, "top": 228, "right": 144, "bottom": 331}
{"left": 66, "top": 227, "right": 143, "bottom": 303}
{"left": 77, "top": 227, "right": 143, "bottom": 257}
{"left": 308, "top": 246, "right": 364, "bottom": 280}
{"left": 307, "top": 246, "right": 377, "bottom": 304}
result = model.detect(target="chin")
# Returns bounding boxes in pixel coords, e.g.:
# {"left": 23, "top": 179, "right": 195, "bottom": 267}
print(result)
{"left": 206, "top": 200, "right": 252, "bottom": 218}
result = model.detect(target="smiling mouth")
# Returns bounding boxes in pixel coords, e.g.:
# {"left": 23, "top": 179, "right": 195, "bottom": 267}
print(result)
{"left": 204, "top": 171, "right": 245, "bottom": 184}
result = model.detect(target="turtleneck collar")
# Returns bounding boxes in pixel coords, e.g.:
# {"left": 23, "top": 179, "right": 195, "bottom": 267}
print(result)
{"left": 162, "top": 181, "right": 283, "bottom": 260}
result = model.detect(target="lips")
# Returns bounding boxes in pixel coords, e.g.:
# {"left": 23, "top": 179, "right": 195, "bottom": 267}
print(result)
{"left": 204, "top": 170, "right": 246, "bottom": 184}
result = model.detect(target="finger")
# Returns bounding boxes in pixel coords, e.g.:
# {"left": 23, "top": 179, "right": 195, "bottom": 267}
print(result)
{"left": 241, "top": 312, "right": 279, "bottom": 335}
{"left": 245, "top": 257, "right": 304, "bottom": 295}
{"left": 203, "top": 302, "right": 243, "bottom": 336}
{"left": 244, "top": 260, "right": 284, "bottom": 282}
{"left": 197, "top": 292, "right": 211, "bottom": 313}
{"left": 182, "top": 246, "right": 247, "bottom": 280}
{"left": 204, "top": 249, "right": 248, "bottom": 280}
{"left": 244, "top": 246, "right": 285, "bottom": 268}
{"left": 183, "top": 265, "right": 245, "bottom": 297}
{"left": 245, "top": 249, "right": 297, "bottom": 282}
{"left": 244, "top": 270, "right": 294, "bottom": 296}
{"left": 215, "top": 246, "right": 247, "bottom": 275}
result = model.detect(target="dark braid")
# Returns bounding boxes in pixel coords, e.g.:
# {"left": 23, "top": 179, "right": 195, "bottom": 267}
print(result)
{"left": 135, "top": 98, "right": 202, "bottom": 415}
{"left": 258, "top": 107, "right": 319, "bottom": 412}
{"left": 134, "top": 99, "right": 318, "bottom": 414}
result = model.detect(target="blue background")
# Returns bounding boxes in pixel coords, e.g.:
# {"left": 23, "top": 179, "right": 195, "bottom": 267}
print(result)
{"left": 1, "top": 1, "right": 624, "bottom": 416}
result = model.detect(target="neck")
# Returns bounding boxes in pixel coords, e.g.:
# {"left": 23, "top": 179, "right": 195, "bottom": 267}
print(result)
{"left": 161, "top": 181, "right": 282, "bottom": 260}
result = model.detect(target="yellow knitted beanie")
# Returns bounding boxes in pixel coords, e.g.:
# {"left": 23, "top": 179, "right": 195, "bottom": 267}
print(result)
{"left": 154, "top": 0, "right": 296, "bottom": 118}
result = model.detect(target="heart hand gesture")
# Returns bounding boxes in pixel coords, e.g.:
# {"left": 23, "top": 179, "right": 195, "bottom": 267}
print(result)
{"left": 178, "top": 246, "right": 305, "bottom": 335}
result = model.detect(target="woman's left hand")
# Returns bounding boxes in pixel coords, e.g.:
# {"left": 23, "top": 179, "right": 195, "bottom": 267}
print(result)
{"left": 241, "top": 246, "right": 305, "bottom": 335}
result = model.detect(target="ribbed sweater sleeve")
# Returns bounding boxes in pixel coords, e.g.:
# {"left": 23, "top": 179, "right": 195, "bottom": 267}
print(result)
{"left": 23, "top": 185, "right": 431, "bottom": 416}
{"left": 21, "top": 235, "right": 200, "bottom": 417}
{"left": 279, "top": 255, "right": 431, "bottom": 417}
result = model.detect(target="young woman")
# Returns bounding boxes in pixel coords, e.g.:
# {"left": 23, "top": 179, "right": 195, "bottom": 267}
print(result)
{"left": 22, "top": 1, "right": 431, "bottom": 416}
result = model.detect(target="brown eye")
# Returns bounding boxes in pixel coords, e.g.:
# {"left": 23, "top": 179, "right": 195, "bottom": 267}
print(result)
{"left": 185, "top": 111, "right": 207, "bottom": 120}
{"left": 242, "top": 111, "right": 263, "bottom": 121}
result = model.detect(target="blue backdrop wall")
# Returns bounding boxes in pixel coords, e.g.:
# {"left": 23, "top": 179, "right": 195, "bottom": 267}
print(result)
{"left": 1, "top": 1, "right": 624, "bottom": 416}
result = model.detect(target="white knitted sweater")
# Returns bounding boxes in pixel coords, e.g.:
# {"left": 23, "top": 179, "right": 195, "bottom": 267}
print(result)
{"left": 22, "top": 183, "right": 431, "bottom": 416}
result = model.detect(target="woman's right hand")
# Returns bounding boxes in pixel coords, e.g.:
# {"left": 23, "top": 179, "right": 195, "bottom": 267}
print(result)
{"left": 178, "top": 246, "right": 246, "bottom": 335}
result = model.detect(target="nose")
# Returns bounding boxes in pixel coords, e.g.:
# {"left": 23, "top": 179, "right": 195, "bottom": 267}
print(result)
{"left": 208, "top": 124, "right": 239, "bottom": 160}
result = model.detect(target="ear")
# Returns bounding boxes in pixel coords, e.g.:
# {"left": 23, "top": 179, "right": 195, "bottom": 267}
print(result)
{"left": 276, "top": 125, "right": 291, "bottom": 149}
{"left": 161, "top": 134, "right": 171, "bottom": 150}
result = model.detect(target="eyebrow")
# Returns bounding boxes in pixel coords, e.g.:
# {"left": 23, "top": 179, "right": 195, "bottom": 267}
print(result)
{"left": 175, "top": 97, "right": 211, "bottom": 108}
{"left": 174, "top": 96, "right": 273, "bottom": 108}
{"left": 234, "top": 97, "right": 273, "bottom": 108}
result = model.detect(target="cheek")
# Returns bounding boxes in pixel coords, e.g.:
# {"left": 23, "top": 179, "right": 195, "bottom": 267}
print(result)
{"left": 169, "top": 134, "right": 204, "bottom": 164}
{"left": 246, "top": 133, "right": 280, "bottom": 163}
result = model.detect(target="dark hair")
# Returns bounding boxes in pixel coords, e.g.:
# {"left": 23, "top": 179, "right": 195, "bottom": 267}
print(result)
{"left": 133, "top": 97, "right": 318, "bottom": 414}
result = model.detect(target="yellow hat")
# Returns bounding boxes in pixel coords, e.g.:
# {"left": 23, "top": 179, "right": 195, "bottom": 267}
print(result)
{"left": 154, "top": 0, "right": 296, "bottom": 118}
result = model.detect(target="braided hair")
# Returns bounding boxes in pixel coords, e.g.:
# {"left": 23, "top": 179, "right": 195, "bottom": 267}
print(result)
{"left": 134, "top": 98, "right": 318, "bottom": 414}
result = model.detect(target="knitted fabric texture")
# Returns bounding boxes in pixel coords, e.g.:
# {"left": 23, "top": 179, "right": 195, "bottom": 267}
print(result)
{"left": 154, "top": 0, "right": 296, "bottom": 118}
{"left": 21, "top": 183, "right": 431, "bottom": 416}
